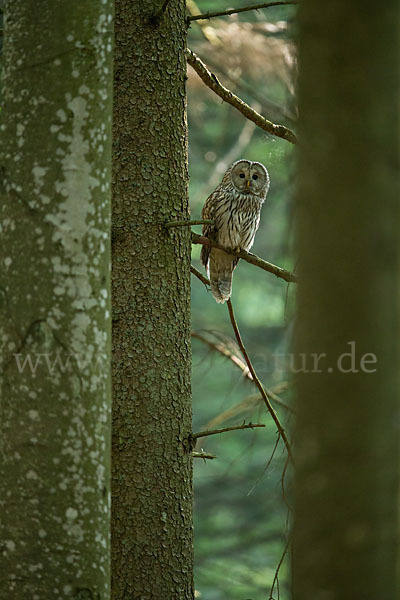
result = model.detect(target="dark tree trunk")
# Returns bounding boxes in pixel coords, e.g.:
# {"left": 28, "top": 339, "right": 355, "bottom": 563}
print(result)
{"left": 293, "top": 1, "right": 400, "bottom": 598}
{"left": 111, "top": 1, "right": 193, "bottom": 598}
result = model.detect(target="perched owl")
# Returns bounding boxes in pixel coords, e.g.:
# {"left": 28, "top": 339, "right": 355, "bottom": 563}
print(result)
{"left": 201, "top": 159, "right": 270, "bottom": 303}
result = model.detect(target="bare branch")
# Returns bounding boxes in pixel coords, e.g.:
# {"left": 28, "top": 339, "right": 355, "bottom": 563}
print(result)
{"left": 164, "top": 219, "right": 214, "bottom": 228}
{"left": 192, "top": 422, "right": 265, "bottom": 439}
{"left": 227, "top": 299, "right": 294, "bottom": 463}
{"left": 188, "top": 2, "right": 297, "bottom": 23}
{"left": 191, "top": 232, "right": 298, "bottom": 283}
{"left": 187, "top": 49, "right": 297, "bottom": 145}
{"left": 269, "top": 537, "right": 291, "bottom": 600}
{"left": 192, "top": 330, "right": 252, "bottom": 379}
{"left": 190, "top": 265, "right": 210, "bottom": 287}
{"left": 191, "top": 451, "right": 217, "bottom": 459}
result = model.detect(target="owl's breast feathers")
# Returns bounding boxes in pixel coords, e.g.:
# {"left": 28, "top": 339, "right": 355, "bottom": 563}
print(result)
{"left": 201, "top": 188, "right": 263, "bottom": 268}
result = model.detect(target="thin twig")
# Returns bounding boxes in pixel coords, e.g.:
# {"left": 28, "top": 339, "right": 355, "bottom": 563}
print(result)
{"left": 187, "top": 49, "right": 297, "bottom": 145}
{"left": 164, "top": 219, "right": 214, "bottom": 228}
{"left": 227, "top": 299, "right": 293, "bottom": 463}
{"left": 280, "top": 453, "right": 292, "bottom": 510}
{"left": 247, "top": 433, "right": 281, "bottom": 496}
{"left": 191, "top": 451, "right": 217, "bottom": 459}
{"left": 191, "top": 232, "right": 298, "bottom": 283}
{"left": 190, "top": 265, "right": 210, "bottom": 287}
{"left": 192, "top": 330, "right": 252, "bottom": 379}
{"left": 188, "top": 1, "right": 297, "bottom": 22}
{"left": 269, "top": 537, "right": 291, "bottom": 600}
{"left": 192, "top": 422, "right": 265, "bottom": 440}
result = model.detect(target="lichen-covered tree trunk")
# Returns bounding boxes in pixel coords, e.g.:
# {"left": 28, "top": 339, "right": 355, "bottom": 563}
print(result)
{"left": 111, "top": 1, "right": 193, "bottom": 598}
{"left": 293, "top": 1, "right": 400, "bottom": 598}
{"left": 0, "top": 2, "right": 113, "bottom": 597}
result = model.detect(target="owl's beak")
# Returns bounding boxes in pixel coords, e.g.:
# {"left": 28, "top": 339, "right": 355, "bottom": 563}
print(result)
{"left": 246, "top": 180, "right": 251, "bottom": 188}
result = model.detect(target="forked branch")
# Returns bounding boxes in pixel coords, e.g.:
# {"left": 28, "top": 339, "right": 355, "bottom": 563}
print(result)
{"left": 187, "top": 49, "right": 297, "bottom": 145}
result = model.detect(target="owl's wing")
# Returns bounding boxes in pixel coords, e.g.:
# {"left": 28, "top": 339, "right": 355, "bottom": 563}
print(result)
{"left": 200, "top": 190, "right": 219, "bottom": 268}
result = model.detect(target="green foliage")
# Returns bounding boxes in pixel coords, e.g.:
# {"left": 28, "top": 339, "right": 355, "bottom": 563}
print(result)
{"left": 188, "top": 4, "right": 296, "bottom": 597}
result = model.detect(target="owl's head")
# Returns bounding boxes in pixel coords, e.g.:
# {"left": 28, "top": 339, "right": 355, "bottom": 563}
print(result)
{"left": 229, "top": 159, "right": 270, "bottom": 197}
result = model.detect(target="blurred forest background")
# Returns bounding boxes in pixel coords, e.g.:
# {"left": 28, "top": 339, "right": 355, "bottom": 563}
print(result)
{"left": 187, "top": 2, "right": 297, "bottom": 598}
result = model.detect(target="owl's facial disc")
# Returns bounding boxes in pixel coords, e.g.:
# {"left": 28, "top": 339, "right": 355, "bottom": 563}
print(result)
{"left": 229, "top": 159, "right": 269, "bottom": 197}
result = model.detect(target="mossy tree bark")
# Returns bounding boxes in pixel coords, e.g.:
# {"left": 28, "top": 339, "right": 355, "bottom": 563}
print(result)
{"left": 293, "top": 1, "right": 400, "bottom": 598}
{"left": 111, "top": 1, "right": 193, "bottom": 598}
{"left": 0, "top": 1, "right": 113, "bottom": 597}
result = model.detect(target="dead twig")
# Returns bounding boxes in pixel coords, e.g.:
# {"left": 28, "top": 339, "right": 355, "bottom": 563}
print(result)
{"left": 192, "top": 422, "right": 265, "bottom": 439}
{"left": 188, "top": 2, "right": 297, "bottom": 23}
{"left": 191, "top": 451, "right": 217, "bottom": 459}
{"left": 227, "top": 299, "right": 293, "bottom": 463}
{"left": 247, "top": 433, "right": 281, "bottom": 496}
{"left": 191, "top": 232, "right": 298, "bottom": 283}
{"left": 269, "top": 537, "right": 291, "bottom": 600}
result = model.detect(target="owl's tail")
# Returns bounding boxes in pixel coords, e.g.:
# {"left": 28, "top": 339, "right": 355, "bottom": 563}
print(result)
{"left": 208, "top": 250, "right": 237, "bottom": 304}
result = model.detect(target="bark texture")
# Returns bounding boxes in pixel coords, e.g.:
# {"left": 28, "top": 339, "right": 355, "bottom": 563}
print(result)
{"left": 293, "top": 2, "right": 400, "bottom": 599}
{"left": 111, "top": 1, "right": 193, "bottom": 598}
{"left": 0, "top": 1, "right": 113, "bottom": 598}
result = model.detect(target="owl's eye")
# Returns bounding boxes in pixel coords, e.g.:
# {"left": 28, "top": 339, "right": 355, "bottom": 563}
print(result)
{"left": 252, "top": 174, "right": 258, "bottom": 180}
{"left": 239, "top": 173, "right": 245, "bottom": 179}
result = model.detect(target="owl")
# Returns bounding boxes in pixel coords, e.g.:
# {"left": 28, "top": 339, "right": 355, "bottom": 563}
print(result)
{"left": 201, "top": 159, "right": 270, "bottom": 303}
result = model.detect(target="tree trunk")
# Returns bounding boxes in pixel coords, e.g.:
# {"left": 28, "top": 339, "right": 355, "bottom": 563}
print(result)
{"left": 293, "top": 1, "right": 400, "bottom": 598}
{"left": 0, "top": 1, "right": 113, "bottom": 597}
{"left": 111, "top": 1, "right": 193, "bottom": 598}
